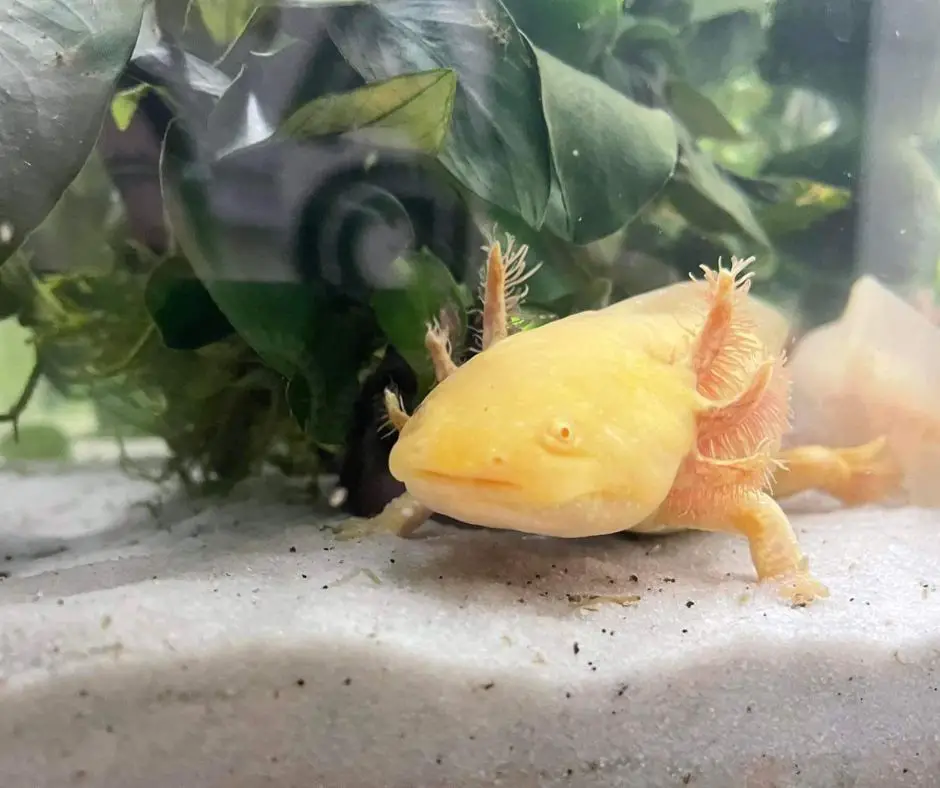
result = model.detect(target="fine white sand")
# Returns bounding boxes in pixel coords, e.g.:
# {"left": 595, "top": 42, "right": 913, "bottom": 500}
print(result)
{"left": 1, "top": 467, "right": 939, "bottom": 787}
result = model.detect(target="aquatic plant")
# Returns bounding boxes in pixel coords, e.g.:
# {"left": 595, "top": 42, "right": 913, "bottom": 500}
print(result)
{"left": 1, "top": 0, "right": 937, "bottom": 510}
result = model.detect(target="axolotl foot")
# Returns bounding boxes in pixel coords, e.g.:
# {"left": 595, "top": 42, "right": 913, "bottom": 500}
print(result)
{"left": 670, "top": 491, "right": 832, "bottom": 607}
{"left": 773, "top": 435, "right": 903, "bottom": 507}
{"left": 333, "top": 492, "right": 432, "bottom": 542}
{"left": 765, "top": 567, "right": 830, "bottom": 607}
{"left": 737, "top": 496, "right": 832, "bottom": 607}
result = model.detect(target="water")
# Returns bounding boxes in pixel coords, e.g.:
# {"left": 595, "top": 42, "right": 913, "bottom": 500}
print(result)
{"left": 2, "top": 0, "right": 940, "bottom": 784}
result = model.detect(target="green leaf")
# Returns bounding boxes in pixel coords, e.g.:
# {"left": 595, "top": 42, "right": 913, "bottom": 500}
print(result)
{"left": 0, "top": 0, "right": 147, "bottom": 266}
{"left": 754, "top": 179, "right": 852, "bottom": 237}
{"left": 688, "top": 0, "right": 770, "bottom": 23}
{"left": 286, "top": 374, "right": 314, "bottom": 434}
{"left": 273, "top": 0, "right": 367, "bottom": 5}
{"left": 667, "top": 142, "right": 770, "bottom": 247}
{"left": 0, "top": 424, "right": 72, "bottom": 462}
{"left": 166, "top": 195, "right": 322, "bottom": 377}
{"left": 370, "top": 247, "right": 470, "bottom": 393}
{"left": 760, "top": 133, "right": 861, "bottom": 189}
{"left": 111, "top": 83, "right": 152, "bottom": 131}
{"left": 501, "top": 0, "right": 622, "bottom": 68}
{"left": 0, "top": 319, "right": 35, "bottom": 409}
{"left": 615, "top": 14, "right": 683, "bottom": 56}
{"left": 326, "top": 0, "right": 553, "bottom": 230}
{"left": 144, "top": 256, "right": 235, "bottom": 350}
{"left": 0, "top": 281, "right": 20, "bottom": 320}
{"left": 194, "top": 0, "right": 259, "bottom": 45}
{"left": 681, "top": 10, "right": 765, "bottom": 88}
{"left": 508, "top": 305, "right": 559, "bottom": 333}
{"left": 600, "top": 17, "right": 682, "bottom": 106}
{"left": 665, "top": 80, "right": 742, "bottom": 141}
{"left": 281, "top": 68, "right": 457, "bottom": 154}
{"left": 16, "top": 152, "right": 120, "bottom": 276}
{"left": 161, "top": 136, "right": 308, "bottom": 377}
{"left": 534, "top": 47, "right": 678, "bottom": 244}
{"left": 629, "top": 0, "right": 692, "bottom": 27}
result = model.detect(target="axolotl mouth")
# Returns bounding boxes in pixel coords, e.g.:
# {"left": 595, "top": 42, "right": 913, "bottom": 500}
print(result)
{"left": 403, "top": 467, "right": 577, "bottom": 536}
{"left": 414, "top": 470, "right": 522, "bottom": 492}
{"left": 401, "top": 466, "right": 638, "bottom": 539}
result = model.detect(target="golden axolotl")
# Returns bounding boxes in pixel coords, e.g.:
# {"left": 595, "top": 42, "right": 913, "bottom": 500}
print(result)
{"left": 340, "top": 239, "right": 899, "bottom": 606}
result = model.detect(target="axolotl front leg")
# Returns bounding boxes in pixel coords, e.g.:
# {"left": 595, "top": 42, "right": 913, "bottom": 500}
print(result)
{"left": 657, "top": 408, "right": 833, "bottom": 606}
{"left": 650, "top": 258, "right": 831, "bottom": 605}
{"left": 335, "top": 238, "right": 524, "bottom": 541}
{"left": 671, "top": 257, "right": 900, "bottom": 601}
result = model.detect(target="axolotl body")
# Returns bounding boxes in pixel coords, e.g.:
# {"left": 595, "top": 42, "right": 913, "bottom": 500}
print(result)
{"left": 343, "top": 241, "right": 898, "bottom": 606}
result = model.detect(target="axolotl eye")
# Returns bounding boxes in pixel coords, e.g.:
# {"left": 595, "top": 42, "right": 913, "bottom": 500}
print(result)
{"left": 540, "top": 419, "right": 580, "bottom": 453}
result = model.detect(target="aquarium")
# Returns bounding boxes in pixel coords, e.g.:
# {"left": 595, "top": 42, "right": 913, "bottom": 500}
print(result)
{"left": 2, "top": 0, "right": 940, "bottom": 785}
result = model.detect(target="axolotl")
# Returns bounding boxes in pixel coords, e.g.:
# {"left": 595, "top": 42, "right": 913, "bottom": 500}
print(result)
{"left": 341, "top": 239, "right": 899, "bottom": 606}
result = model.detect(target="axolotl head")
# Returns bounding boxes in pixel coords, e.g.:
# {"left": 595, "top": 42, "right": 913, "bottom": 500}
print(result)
{"left": 386, "top": 322, "right": 701, "bottom": 538}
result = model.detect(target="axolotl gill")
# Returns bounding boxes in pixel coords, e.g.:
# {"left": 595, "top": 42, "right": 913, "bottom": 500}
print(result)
{"left": 341, "top": 238, "right": 899, "bottom": 606}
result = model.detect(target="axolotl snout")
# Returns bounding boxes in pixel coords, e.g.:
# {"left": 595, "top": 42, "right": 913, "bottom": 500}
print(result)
{"left": 341, "top": 239, "right": 900, "bottom": 607}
